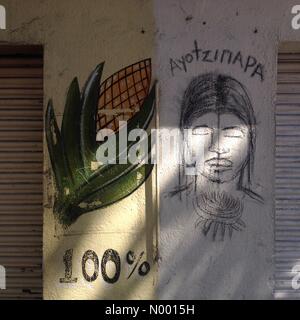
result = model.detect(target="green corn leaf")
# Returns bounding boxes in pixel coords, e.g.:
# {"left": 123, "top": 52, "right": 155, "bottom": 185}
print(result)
{"left": 45, "top": 100, "right": 72, "bottom": 195}
{"left": 56, "top": 162, "right": 140, "bottom": 220}
{"left": 55, "top": 83, "right": 156, "bottom": 225}
{"left": 60, "top": 164, "right": 153, "bottom": 225}
{"left": 56, "top": 133, "right": 154, "bottom": 225}
{"left": 79, "top": 103, "right": 156, "bottom": 197}
{"left": 82, "top": 164, "right": 153, "bottom": 209}
{"left": 47, "top": 63, "right": 156, "bottom": 227}
{"left": 80, "top": 63, "right": 104, "bottom": 175}
{"left": 61, "top": 78, "right": 84, "bottom": 187}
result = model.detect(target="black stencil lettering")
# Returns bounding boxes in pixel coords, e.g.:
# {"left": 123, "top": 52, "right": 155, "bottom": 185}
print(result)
{"left": 251, "top": 63, "right": 264, "bottom": 82}
{"left": 60, "top": 249, "right": 78, "bottom": 283}
{"left": 185, "top": 53, "right": 194, "bottom": 64}
{"left": 192, "top": 40, "right": 201, "bottom": 61}
{"left": 214, "top": 49, "right": 219, "bottom": 62}
{"left": 101, "top": 249, "right": 121, "bottom": 284}
{"left": 170, "top": 58, "right": 182, "bottom": 76}
{"left": 202, "top": 50, "right": 214, "bottom": 62}
{"left": 177, "top": 56, "right": 187, "bottom": 72}
{"left": 232, "top": 51, "right": 243, "bottom": 68}
{"left": 220, "top": 49, "right": 233, "bottom": 64}
{"left": 82, "top": 250, "right": 99, "bottom": 282}
{"left": 244, "top": 55, "right": 257, "bottom": 73}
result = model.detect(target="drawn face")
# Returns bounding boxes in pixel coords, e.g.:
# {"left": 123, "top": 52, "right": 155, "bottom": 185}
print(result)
{"left": 186, "top": 111, "right": 250, "bottom": 184}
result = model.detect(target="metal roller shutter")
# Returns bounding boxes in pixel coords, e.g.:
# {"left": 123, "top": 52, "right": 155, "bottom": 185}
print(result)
{"left": 275, "top": 45, "right": 300, "bottom": 299}
{"left": 0, "top": 46, "right": 43, "bottom": 300}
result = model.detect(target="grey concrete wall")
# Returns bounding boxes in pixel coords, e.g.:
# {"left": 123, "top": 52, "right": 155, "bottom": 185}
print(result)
{"left": 154, "top": 0, "right": 300, "bottom": 299}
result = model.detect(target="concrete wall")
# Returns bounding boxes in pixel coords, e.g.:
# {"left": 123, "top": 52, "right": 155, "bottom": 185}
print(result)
{"left": 0, "top": 0, "right": 299, "bottom": 299}
{"left": 155, "top": 0, "right": 300, "bottom": 299}
{"left": 0, "top": 0, "right": 157, "bottom": 300}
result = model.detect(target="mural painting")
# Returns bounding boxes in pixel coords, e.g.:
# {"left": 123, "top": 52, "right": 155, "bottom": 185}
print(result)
{"left": 45, "top": 59, "right": 156, "bottom": 227}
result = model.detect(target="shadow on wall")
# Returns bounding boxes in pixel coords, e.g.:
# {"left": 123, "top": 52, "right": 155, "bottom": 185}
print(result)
{"left": 157, "top": 72, "right": 271, "bottom": 300}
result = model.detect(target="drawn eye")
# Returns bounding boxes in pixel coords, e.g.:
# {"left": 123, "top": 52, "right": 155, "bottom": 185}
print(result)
{"left": 223, "top": 127, "right": 245, "bottom": 138}
{"left": 192, "top": 126, "right": 212, "bottom": 135}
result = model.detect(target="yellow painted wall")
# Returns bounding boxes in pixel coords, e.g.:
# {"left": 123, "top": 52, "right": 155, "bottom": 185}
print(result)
{"left": 0, "top": 0, "right": 157, "bottom": 299}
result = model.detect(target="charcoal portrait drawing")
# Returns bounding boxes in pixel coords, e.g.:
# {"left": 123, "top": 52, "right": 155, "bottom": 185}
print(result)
{"left": 169, "top": 73, "right": 263, "bottom": 241}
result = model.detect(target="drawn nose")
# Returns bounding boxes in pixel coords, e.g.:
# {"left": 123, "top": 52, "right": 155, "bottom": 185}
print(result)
{"left": 209, "top": 131, "right": 228, "bottom": 154}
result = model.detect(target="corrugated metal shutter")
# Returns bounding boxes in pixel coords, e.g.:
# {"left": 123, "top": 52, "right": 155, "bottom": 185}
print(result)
{"left": 0, "top": 46, "right": 43, "bottom": 300}
{"left": 275, "top": 49, "right": 300, "bottom": 299}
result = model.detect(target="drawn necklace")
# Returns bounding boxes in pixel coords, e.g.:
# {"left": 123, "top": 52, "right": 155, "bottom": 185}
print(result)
{"left": 193, "top": 190, "right": 245, "bottom": 241}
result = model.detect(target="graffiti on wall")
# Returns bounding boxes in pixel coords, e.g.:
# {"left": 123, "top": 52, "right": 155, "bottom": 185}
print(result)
{"left": 45, "top": 59, "right": 156, "bottom": 226}
{"left": 168, "top": 72, "right": 264, "bottom": 241}
{"left": 169, "top": 40, "right": 265, "bottom": 82}
{"left": 59, "top": 248, "right": 151, "bottom": 284}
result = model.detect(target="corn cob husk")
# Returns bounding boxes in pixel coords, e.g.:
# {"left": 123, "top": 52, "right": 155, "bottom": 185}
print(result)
{"left": 97, "top": 59, "right": 151, "bottom": 132}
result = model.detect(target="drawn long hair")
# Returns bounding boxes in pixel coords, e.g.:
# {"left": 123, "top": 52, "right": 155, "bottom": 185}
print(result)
{"left": 174, "top": 73, "right": 262, "bottom": 202}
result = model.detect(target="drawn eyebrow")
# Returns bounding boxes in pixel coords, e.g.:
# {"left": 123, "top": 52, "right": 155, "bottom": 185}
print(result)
{"left": 222, "top": 126, "right": 243, "bottom": 131}
{"left": 192, "top": 125, "right": 213, "bottom": 135}
{"left": 192, "top": 125, "right": 212, "bottom": 129}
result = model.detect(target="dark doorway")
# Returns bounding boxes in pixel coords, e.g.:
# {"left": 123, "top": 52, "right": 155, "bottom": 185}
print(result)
{"left": 0, "top": 45, "right": 43, "bottom": 299}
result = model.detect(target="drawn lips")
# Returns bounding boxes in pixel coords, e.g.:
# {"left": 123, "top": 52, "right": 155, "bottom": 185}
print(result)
{"left": 205, "top": 158, "right": 233, "bottom": 169}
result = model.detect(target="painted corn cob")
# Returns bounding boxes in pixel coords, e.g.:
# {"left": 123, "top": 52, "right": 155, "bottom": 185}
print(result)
{"left": 45, "top": 60, "right": 156, "bottom": 227}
